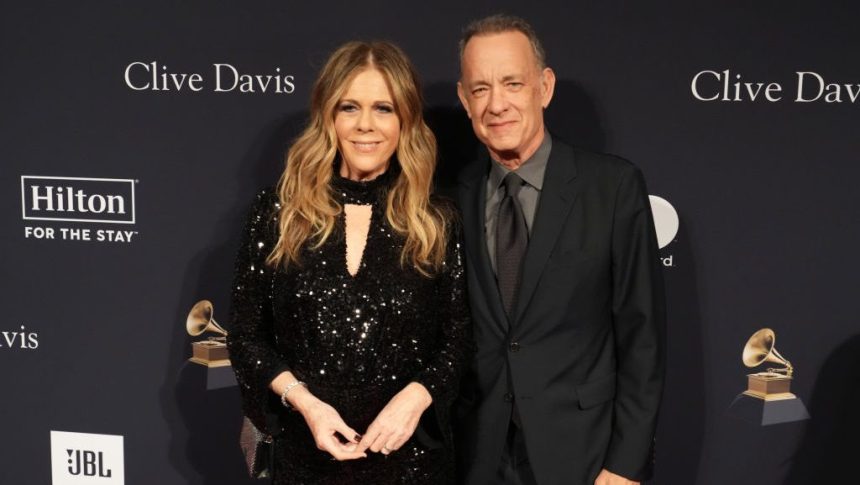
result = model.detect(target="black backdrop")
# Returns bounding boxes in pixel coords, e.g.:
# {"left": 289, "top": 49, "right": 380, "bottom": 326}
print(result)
{"left": 2, "top": 2, "right": 858, "bottom": 484}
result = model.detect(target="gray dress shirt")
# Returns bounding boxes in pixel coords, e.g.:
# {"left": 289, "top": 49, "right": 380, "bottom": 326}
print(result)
{"left": 485, "top": 132, "right": 552, "bottom": 274}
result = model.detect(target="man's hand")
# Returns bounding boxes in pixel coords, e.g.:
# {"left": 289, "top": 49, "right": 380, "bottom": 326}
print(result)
{"left": 595, "top": 468, "right": 639, "bottom": 485}
{"left": 357, "top": 382, "right": 433, "bottom": 455}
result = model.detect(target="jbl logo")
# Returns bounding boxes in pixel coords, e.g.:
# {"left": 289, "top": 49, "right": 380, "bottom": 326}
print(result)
{"left": 67, "top": 449, "right": 112, "bottom": 477}
{"left": 51, "top": 431, "right": 124, "bottom": 484}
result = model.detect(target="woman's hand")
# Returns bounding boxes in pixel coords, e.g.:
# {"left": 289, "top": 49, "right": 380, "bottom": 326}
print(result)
{"left": 594, "top": 469, "right": 639, "bottom": 485}
{"left": 272, "top": 372, "right": 365, "bottom": 461}
{"left": 291, "top": 388, "right": 366, "bottom": 461}
{"left": 357, "top": 382, "right": 433, "bottom": 455}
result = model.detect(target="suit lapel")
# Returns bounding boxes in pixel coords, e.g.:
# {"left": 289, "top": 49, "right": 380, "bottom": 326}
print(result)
{"left": 458, "top": 155, "right": 509, "bottom": 335}
{"left": 513, "top": 141, "right": 579, "bottom": 325}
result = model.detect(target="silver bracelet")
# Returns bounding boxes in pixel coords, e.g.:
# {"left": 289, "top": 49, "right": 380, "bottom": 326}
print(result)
{"left": 280, "top": 380, "right": 307, "bottom": 409}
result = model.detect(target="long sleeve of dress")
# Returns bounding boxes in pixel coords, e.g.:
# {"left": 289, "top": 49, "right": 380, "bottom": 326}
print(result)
{"left": 411, "top": 214, "right": 475, "bottom": 440}
{"left": 226, "top": 188, "right": 291, "bottom": 437}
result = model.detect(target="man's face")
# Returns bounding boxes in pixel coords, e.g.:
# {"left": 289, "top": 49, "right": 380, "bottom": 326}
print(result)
{"left": 458, "top": 31, "right": 555, "bottom": 163}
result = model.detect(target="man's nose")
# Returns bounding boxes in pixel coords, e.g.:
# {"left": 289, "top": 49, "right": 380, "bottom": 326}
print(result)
{"left": 487, "top": 88, "right": 508, "bottom": 115}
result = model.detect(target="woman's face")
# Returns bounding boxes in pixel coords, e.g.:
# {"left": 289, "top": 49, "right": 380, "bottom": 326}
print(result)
{"left": 334, "top": 68, "right": 401, "bottom": 181}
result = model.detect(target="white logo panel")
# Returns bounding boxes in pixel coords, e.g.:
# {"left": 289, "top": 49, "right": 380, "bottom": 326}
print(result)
{"left": 50, "top": 431, "right": 124, "bottom": 485}
{"left": 649, "top": 195, "right": 679, "bottom": 249}
{"left": 21, "top": 176, "right": 135, "bottom": 224}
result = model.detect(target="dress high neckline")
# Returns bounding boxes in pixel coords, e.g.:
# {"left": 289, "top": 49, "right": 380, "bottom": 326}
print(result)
{"left": 331, "top": 164, "right": 397, "bottom": 205}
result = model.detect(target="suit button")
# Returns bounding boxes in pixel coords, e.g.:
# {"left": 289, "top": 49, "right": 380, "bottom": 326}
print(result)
{"left": 509, "top": 341, "right": 521, "bottom": 352}
{"left": 503, "top": 392, "right": 514, "bottom": 403}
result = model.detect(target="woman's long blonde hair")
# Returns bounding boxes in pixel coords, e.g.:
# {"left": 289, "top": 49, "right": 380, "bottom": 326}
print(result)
{"left": 266, "top": 41, "right": 448, "bottom": 276}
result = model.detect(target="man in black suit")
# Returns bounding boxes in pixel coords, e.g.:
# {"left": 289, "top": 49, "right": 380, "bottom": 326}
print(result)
{"left": 454, "top": 15, "right": 666, "bottom": 485}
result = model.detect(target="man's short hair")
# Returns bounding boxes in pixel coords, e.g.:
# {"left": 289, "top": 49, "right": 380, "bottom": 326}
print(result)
{"left": 459, "top": 14, "right": 547, "bottom": 69}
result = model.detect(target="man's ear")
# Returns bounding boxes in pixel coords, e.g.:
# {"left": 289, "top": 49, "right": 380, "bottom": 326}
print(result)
{"left": 457, "top": 81, "right": 472, "bottom": 119}
{"left": 540, "top": 67, "right": 556, "bottom": 109}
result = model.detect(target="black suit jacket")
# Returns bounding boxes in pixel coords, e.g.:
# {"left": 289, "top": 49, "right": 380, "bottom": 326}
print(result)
{"left": 455, "top": 139, "right": 666, "bottom": 485}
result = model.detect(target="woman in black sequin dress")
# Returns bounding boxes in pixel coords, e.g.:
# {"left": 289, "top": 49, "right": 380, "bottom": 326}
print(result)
{"left": 226, "top": 41, "right": 472, "bottom": 485}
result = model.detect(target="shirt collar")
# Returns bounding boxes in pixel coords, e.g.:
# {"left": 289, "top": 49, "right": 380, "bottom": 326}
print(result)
{"left": 488, "top": 131, "right": 552, "bottom": 191}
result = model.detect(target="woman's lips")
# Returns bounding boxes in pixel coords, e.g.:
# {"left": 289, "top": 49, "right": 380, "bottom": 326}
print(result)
{"left": 351, "top": 141, "right": 382, "bottom": 152}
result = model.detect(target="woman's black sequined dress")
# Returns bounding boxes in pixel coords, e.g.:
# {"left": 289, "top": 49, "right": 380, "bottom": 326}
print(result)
{"left": 227, "top": 170, "right": 472, "bottom": 484}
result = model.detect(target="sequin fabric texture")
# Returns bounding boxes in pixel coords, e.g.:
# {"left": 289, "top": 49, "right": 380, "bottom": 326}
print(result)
{"left": 227, "top": 170, "right": 473, "bottom": 485}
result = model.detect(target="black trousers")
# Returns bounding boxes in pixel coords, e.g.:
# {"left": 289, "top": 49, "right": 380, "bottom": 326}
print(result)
{"left": 495, "top": 418, "right": 538, "bottom": 485}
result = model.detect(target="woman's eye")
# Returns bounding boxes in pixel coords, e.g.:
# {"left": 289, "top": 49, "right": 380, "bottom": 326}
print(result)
{"left": 339, "top": 103, "right": 357, "bottom": 112}
{"left": 376, "top": 105, "right": 394, "bottom": 113}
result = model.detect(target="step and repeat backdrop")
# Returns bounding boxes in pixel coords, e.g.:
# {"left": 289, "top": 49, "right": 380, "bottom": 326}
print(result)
{"left": 2, "top": 2, "right": 857, "bottom": 484}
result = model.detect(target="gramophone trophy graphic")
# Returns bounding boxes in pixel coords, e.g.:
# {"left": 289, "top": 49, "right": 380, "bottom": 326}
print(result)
{"left": 728, "top": 328, "right": 809, "bottom": 425}
{"left": 186, "top": 300, "right": 231, "bottom": 367}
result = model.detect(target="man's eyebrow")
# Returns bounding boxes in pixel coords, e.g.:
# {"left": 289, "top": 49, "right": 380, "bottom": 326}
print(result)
{"left": 466, "top": 79, "right": 490, "bottom": 88}
{"left": 467, "top": 74, "right": 522, "bottom": 88}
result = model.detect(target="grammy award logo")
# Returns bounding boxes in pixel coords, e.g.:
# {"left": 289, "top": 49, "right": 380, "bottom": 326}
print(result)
{"left": 729, "top": 328, "right": 809, "bottom": 425}
{"left": 186, "top": 300, "right": 231, "bottom": 367}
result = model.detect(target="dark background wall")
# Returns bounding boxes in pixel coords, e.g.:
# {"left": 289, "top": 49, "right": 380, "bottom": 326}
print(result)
{"left": 2, "top": 2, "right": 857, "bottom": 484}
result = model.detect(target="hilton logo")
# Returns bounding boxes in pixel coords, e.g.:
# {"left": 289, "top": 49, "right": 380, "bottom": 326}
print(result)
{"left": 22, "top": 176, "right": 135, "bottom": 223}
{"left": 21, "top": 176, "right": 139, "bottom": 243}
{"left": 51, "top": 431, "right": 124, "bottom": 484}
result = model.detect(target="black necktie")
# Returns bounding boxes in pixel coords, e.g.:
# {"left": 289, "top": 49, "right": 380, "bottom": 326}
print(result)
{"left": 496, "top": 172, "right": 528, "bottom": 318}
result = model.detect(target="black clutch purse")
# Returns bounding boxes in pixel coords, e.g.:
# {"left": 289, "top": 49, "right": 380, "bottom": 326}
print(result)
{"left": 240, "top": 416, "right": 273, "bottom": 479}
